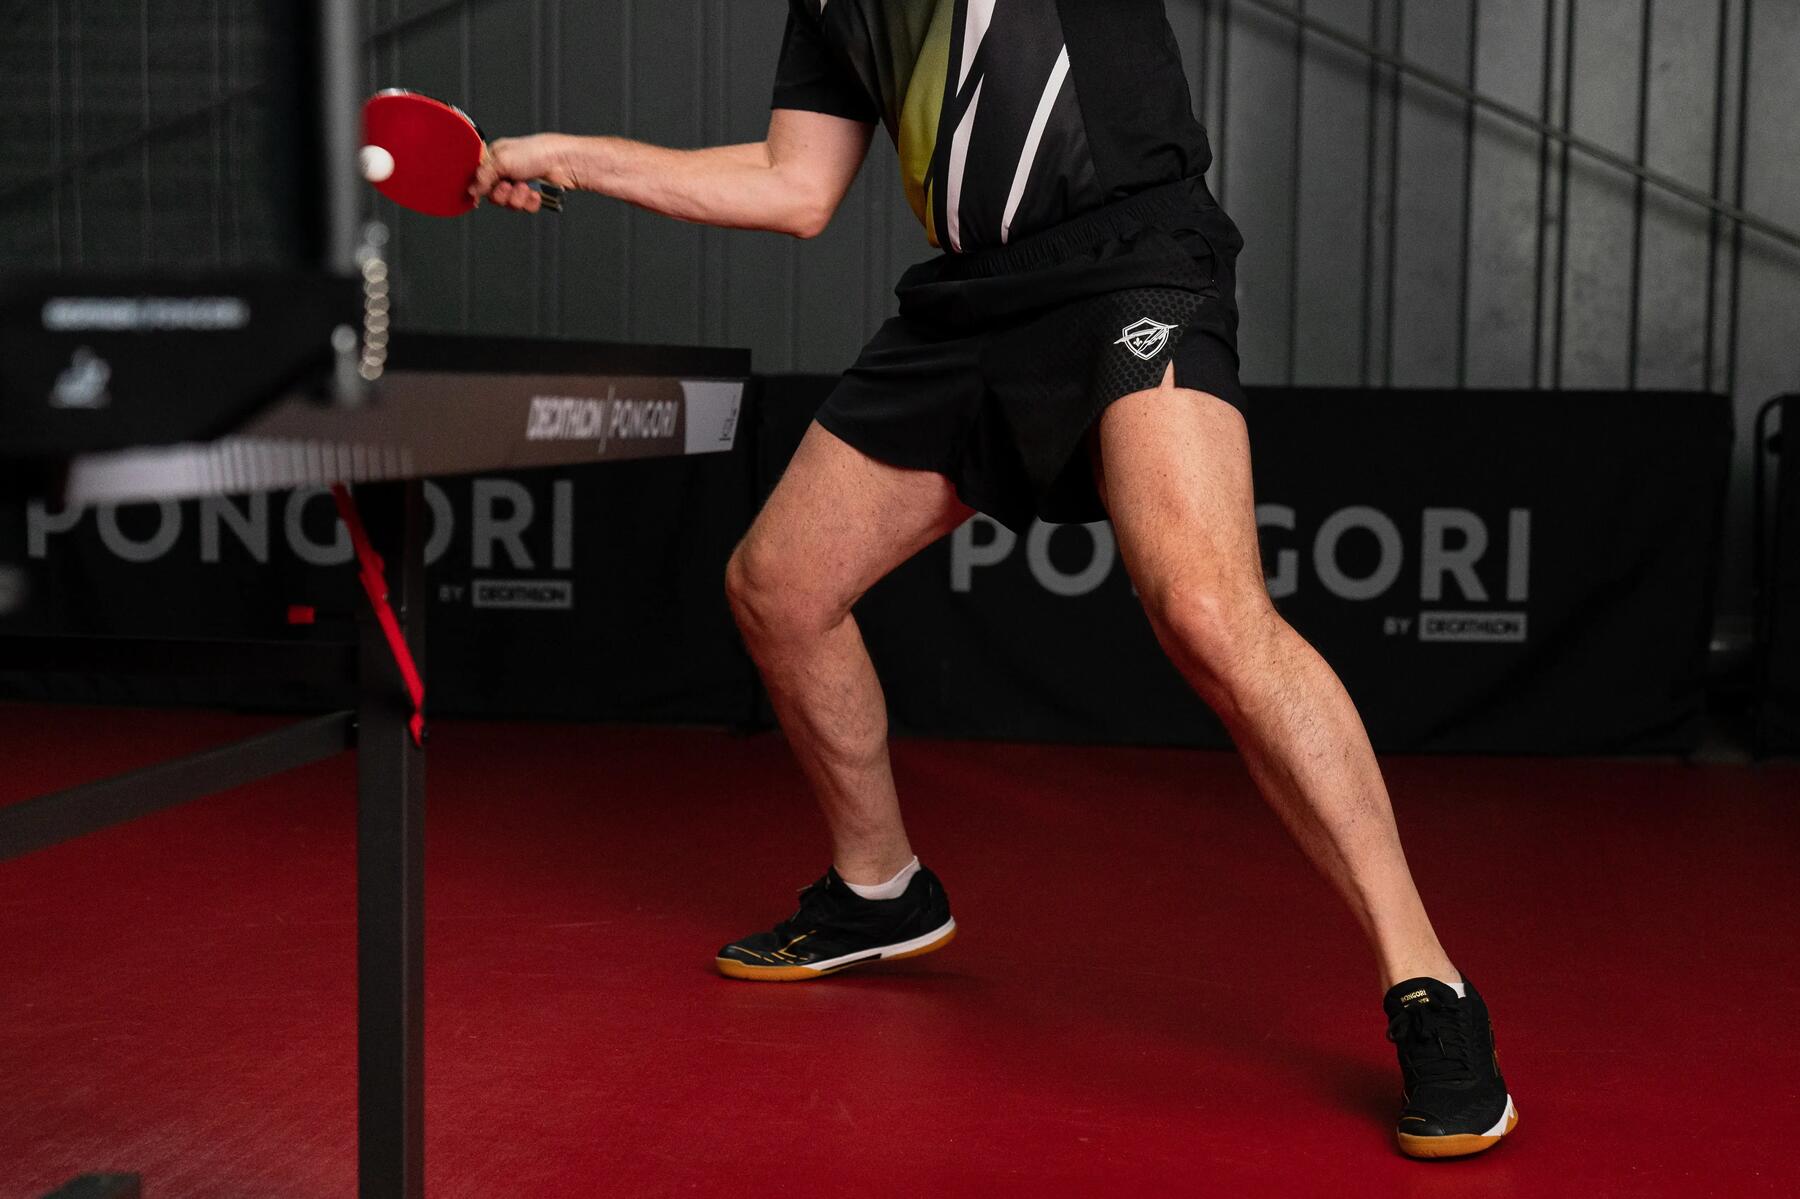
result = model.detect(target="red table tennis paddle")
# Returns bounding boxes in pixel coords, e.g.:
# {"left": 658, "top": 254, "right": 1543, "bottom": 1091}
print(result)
{"left": 361, "top": 89, "right": 563, "bottom": 217}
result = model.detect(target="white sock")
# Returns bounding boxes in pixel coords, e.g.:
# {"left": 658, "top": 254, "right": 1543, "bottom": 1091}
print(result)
{"left": 1446, "top": 976, "right": 1467, "bottom": 998}
{"left": 843, "top": 856, "right": 920, "bottom": 901}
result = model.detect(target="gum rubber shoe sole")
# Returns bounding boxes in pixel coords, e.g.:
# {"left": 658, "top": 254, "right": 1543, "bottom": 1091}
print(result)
{"left": 715, "top": 920, "right": 957, "bottom": 982}
{"left": 1397, "top": 1101, "right": 1518, "bottom": 1159}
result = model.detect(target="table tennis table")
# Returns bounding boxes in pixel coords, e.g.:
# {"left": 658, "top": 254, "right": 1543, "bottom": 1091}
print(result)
{"left": 1, "top": 326, "right": 749, "bottom": 1197}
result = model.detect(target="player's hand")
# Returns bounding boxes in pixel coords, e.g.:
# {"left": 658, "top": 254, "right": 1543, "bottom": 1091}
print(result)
{"left": 472, "top": 134, "right": 576, "bottom": 212}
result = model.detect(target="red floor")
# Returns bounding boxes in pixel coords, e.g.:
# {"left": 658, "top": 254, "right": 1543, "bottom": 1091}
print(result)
{"left": 2, "top": 704, "right": 1797, "bottom": 1198}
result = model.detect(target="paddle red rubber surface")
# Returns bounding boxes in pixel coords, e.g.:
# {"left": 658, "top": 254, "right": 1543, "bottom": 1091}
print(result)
{"left": 362, "top": 90, "right": 482, "bottom": 218}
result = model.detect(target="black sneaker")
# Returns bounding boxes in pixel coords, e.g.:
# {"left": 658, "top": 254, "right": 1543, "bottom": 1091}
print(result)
{"left": 1383, "top": 976, "right": 1519, "bottom": 1158}
{"left": 715, "top": 866, "right": 956, "bottom": 982}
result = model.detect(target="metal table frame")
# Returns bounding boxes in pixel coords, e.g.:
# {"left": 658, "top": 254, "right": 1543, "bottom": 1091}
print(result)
{"left": 1, "top": 480, "right": 430, "bottom": 1198}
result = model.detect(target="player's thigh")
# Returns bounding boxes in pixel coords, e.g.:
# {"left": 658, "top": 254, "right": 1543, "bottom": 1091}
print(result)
{"left": 736, "top": 420, "right": 973, "bottom": 606}
{"left": 1093, "top": 368, "right": 1267, "bottom": 613}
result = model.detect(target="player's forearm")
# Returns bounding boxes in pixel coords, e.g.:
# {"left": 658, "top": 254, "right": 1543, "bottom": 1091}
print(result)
{"left": 555, "top": 134, "right": 833, "bottom": 239}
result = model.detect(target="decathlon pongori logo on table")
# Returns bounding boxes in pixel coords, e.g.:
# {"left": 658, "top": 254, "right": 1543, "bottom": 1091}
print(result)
{"left": 525, "top": 388, "right": 680, "bottom": 454}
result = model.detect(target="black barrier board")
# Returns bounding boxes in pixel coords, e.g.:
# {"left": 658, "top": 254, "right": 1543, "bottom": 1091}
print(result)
{"left": 1757, "top": 395, "right": 1800, "bottom": 755}
{"left": 0, "top": 453, "right": 757, "bottom": 725}
{"left": 4, "top": 380, "right": 1730, "bottom": 755}
{"left": 760, "top": 378, "right": 1731, "bottom": 755}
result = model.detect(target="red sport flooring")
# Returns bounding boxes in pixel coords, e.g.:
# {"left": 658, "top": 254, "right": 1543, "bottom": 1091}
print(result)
{"left": 2, "top": 703, "right": 1797, "bottom": 1198}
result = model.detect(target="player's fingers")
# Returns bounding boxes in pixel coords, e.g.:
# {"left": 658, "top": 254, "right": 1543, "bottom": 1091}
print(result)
{"left": 491, "top": 180, "right": 514, "bottom": 205}
{"left": 471, "top": 149, "right": 499, "bottom": 197}
{"left": 524, "top": 189, "right": 542, "bottom": 214}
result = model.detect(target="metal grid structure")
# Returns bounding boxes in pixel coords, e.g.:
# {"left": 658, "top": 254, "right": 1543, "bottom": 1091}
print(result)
{"left": 0, "top": 1, "right": 309, "bottom": 271}
{"left": 347, "top": 0, "right": 1800, "bottom": 409}
{"left": 1187, "top": 0, "right": 1795, "bottom": 397}
{"left": 6, "top": 0, "right": 1798, "bottom": 643}
{"left": 9, "top": 0, "right": 1794, "bottom": 390}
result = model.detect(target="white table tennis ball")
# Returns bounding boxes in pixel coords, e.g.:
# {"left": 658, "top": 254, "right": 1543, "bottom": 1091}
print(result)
{"left": 360, "top": 145, "right": 396, "bottom": 183}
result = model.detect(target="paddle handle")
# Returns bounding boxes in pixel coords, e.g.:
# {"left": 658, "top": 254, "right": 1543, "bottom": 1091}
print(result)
{"left": 529, "top": 181, "right": 564, "bottom": 212}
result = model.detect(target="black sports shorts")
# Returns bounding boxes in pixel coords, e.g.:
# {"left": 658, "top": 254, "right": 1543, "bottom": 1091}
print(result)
{"left": 814, "top": 175, "right": 1246, "bottom": 533}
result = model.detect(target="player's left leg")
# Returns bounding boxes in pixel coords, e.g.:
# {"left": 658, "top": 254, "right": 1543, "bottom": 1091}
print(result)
{"left": 1094, "top": 366, "right": 1516, "bottom": 1157}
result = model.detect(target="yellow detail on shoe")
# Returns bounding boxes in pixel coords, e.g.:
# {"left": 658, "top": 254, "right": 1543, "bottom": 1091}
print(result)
{"left": 1396, "top": 1105, "right": 1519, "bottom": 1160}
{"left": 714, "top": 924, "right": 957, "bottom": 983}
{"left": 727, "top": 946, "right": 780, "bottom": 965}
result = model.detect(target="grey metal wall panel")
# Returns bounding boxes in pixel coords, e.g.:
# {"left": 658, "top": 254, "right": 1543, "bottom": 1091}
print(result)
{"left": 1559, "top": 0, "right": 1645, "bottom": 390}
{"left": 624, "top": 0, "right": 705, "bottom": 346}
{"left": 554, "top": 0, "right": 633, "bottom": 344}
{"left": 1222, "top": 6, "right": 1304, "bottom": 385}
{"left": 1292, "top": 0, "right": 1376, "bottom": 387}
{"left": 8, "top": 0, "right": 1796, "bottom": 642}
{"left": 0, "top": 0, "right": 63, "bottom": 264}
{"left": 535, "top": 0, "right": 563, "bottom": 336}
{"left": 1391, "top": 0, "right": 1475, "bottom": 388}
{"left": 382, "top": 5, "right": 469, "bottom": 332}
{"left": 697, "top": 4, "right": 729, "bottom": 347}
{"left": 717, "top": 0, "right": 798, "bottom": 370}
{"left": 466, "top": 1, "right": 544, "bottom": 337}
{"left": 1362, "top": 0, "right": 1401, "bottom": 385}
{"left": 794, "top": 158, "right": 879, "bottom": 374}
{"left": 1637, "top": 1, "right": 1726, "bottom": 393}
{"left": 1464, "top": 0, "right": 1552, "bottom": 390}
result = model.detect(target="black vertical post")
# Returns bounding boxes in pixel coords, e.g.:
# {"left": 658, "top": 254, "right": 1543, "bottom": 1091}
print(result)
{"left": 1285, "top": 0, "right": 1305, "bottom": 386}
{"left": 1723, "top": 0, "right": 1753, "bottom": 400}
{"left": 1360, "top": 0, "right": 1382, "bottom": 387}
{"left": 1381, "top": 0, "right": 1405, "bottom": 387}
{"left": 1626, "top": 0, "right": 1653, "bottom": 390}
{"left": 1456, "top": 0, "right": 1481, "bottom": 389}
{"left": 1531, "top": 0, "right": 1558, "bottom": 389}
{"left": 356, "top": 479, "right": 427, "bottom": 1199}
{"left": 1550, "top": 0, "right": 1577, "bottom": 390}
{"left": 1702, "top": 0, "right": 1730, "bottom": 392}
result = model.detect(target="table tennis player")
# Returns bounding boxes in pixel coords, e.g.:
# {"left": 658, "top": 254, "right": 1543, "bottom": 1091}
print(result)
{"left": 470, "top": 0, "right": 1517, "bottom": 1159}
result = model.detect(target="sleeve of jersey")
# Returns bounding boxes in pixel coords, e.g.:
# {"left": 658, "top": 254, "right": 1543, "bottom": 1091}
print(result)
{"left": 770, "top": 10, "right": 880, "bottom": 124}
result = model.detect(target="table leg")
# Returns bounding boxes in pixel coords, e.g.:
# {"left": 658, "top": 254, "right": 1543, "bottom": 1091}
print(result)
{"left": 355, "top": 480, "right": 427, "bottom": 1199}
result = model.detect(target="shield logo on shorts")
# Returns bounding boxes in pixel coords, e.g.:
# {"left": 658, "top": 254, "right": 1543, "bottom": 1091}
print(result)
{"left": 1115, "top": 317, "right": 1178, "bottom": 362}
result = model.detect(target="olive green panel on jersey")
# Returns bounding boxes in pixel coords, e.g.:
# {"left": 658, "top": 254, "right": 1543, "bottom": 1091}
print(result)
{"left": 809, "top": 0, "right": 1110, "bottom": 253}
{"left": 894, "top": 2, "right": 953, "bottom": 245}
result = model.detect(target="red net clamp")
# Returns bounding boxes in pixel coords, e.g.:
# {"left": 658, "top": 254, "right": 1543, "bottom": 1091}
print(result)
{"left": 330, "top": 484, "right": 426, "bottom": 747}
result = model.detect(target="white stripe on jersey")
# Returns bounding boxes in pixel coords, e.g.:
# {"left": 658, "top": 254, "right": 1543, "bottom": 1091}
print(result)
{"left": 946, "top": 77, "right": 985, "bottom": 253}
{"left": 1000, "top": 45, "right": 1071, "bottom": 244}
{"left": 960, "top": 0, "right": 998, "bottom": 90}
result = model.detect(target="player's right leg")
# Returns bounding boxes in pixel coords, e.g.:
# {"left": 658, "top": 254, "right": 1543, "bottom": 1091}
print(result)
{"left": 718, "top": 420, "right": 971, "bottom": 981}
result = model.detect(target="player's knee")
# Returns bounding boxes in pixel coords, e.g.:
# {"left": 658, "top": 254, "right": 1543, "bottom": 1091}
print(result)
{"left": 1143, "top": 578, "right": 1272, "bottom": 690}
{"left": 724, "top": 541, "right": 772, "bottom": 629}
{"left": 725, "top": 539, "right": 838, "bottom": 646}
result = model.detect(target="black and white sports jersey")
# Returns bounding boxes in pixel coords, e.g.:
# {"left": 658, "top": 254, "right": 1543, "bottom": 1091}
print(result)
{"left": 772, "top": 0, "right": 1213, "bottom": 253}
